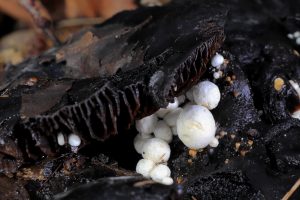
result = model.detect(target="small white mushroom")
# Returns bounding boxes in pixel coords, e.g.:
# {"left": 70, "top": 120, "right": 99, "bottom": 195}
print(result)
{"left": 141, "top": 138, "right": 171, "bottom": 163}
{"left": 296, "top": 37, "right": 300, "bottom": 45}
{"left": 292, "top": 110, "right": 300, "bottom": 120}
{"left": 156, "top": 98, "right": 179, "bottom": 118}
{"left": 150, "top": 164, "right": 172, "bottom": 184}
{"left": 68, "top": 134, "right": 81, "bottom": 147}
{"left": 164, "top": 108, "right": 183, "bottom": 127}
{"left": 57, "top": 133, "right": 65, "bottom": 146}
{"left": 177, "top": 105, "right": 216, "bottom": 149}
{"left": 134, "top": 133, "right": 153, "bottom": 154}
{"left": 213, "top": 71, "right": 221, "bottom": 79}
{"left": 161, "top": 177, "right": 174, "bottom": 185}
{"left": 166, "top": 97, "right": 179, "bottom": 109}
{"left": 193, "top": 80, "right": 221, "bottom": 110}
{"left": 154, "top": 121, "right": 173, "bottom": 143}
{"left": 209, "top": 137, "right": 219, "bottom": 148}
{"left": 287, "top": 33, "right": 294, "bottom": 39}
{"left": 293, "top": 31, "right": 300, "bottom": 38}
{"left": 136, "top": 159, "right": 155, "bottom": 178}
{"left": 135, "top": 114, "right": 158, "bottom": 135}
{"left": 211, "top": 53, "right": 224, "bottom": 67}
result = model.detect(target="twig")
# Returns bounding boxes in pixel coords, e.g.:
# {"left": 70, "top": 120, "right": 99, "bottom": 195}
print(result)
{"left": 19, "top": 0, "right": 61, "bottom": 46}
{"left": 282, "top": 178, "right": 300, "bottom": 200}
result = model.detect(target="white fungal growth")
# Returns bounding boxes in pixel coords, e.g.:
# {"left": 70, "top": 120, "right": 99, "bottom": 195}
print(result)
{"left": 209, "top": 137, "right": 219, "bottom": 148}
{"left": 292, "top": 110, "right": 300, "bottom": 120}
{"left": 296, "top": 37, "right": 300, "bottom": 45}
{"left": 141, "top": 138, "right": 171, "bottom": 163}
{"left": 134, "top": 134, "right": 153, "bottom": 154}
{"left": 289, "top": 80, "right": 300, "bottom": 99}
{"left": 68, "top": 134, "right": 81, "bottom": 147}
{"left": 155, "top": 97, "right": 179, "bottom": 118}
{"left": 177, "top": 105, "right": 217, "bottom": 149}
{"left": 211, "top": 53, "right": 224, "bottom": 67}
{"left": 164, "top": 108, "right": 183, "bottom": 127}
{"left": 135, "top": 114, "right": 158, "bottom": 135}
{"left": 57, "top": 133, "right": 65, "bottom": 146}
{"left": 193, "top": 81, "right": 221, "bottom": 110}
{"left": 136, "top": 159, "right": 155, "bottom": 178}
{"left": 154, "top": 121, "right": 173, "bottom": 143}
{"left": 150, "top": 164, "right": 173, "bottom": 185}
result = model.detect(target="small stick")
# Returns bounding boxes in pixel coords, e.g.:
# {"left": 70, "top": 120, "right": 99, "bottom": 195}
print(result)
{"left": 282, "top": 178, "right": 300, "bottom": 200}
{"left": 19, "top": 0, "right": 61, "bottom": 46}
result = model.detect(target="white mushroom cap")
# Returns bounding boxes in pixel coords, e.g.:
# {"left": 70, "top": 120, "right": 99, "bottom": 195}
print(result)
{"left": 156, "top": 98, "right": 179, "bottom": 118}
{"left": 166, "top": 97, "right": 179, "bottom": 110}
{"left": 136, "top": 114, "right": 158, "bottom": 135}
{"left": 68, "top": 134, "right": 81, "bottom": 147}
{"left": 154, "top": 120, "right": 173, "bottom": 143}
{"left": 136, "top": 159, "right": 155, "bottom": 178}
{"left": 161, "top": 177, "right": 174, "bottom": 185}
{"left": 141, "top": 138, "right": 171, "bottom": 163}
{"left": 150, "top": 164, "right": 171, "bottom": 183}
{"left": 211, "top": 53, "right": 224, "bottom": 67}
{"left": 57, "top": 133, "right": 65, "bottom": 146}
{"left": 134, "top": 133, "right": 153, "bottom": 154}
{"left": 209, "top": 137, "right": 219, "bottom": 148}
{"left": 177, "top": 105, "right": 216, "bottom": 149}
{"left": 164, "top": 107, "right": 183, "bottom": 127}
{"left": 292, "top": 110, "right": 300, "bottom": 120}
{"left": 193, "top": 81, "right": 221, "bottom": 110}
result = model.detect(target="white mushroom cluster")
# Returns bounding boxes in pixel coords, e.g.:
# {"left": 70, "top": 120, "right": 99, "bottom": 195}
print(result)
{"left": 210, "top": 53, "right": 225, "bottom": 80}
{"left": 57, "top": 132, "right": 81, "bottom": 151}
{"left": 287, "top": 31, "right": 300, "bottom": 45}
{"left": 134, "top": 52, "right": 224, "bottom": 183}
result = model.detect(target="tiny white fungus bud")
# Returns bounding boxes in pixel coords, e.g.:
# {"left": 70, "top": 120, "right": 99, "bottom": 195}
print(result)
{"left": 287, "top": 33, "right": 294, "bottom": 39}
{"left": 136, "top": 159, "right": 155, "bottom": 178}
{"left": 155, "top": 98, "right": 179, "bottom": 118}
{"left": 213, "top": 71, "right": 221, "bottom": 79}
{"left": 193, "top": 81, "right": 221, "bottom": 110}
{"left": 142, "top": 138, "right": 170, "bottom": 163}
{"left": 209, "top": 137, "right": 219, "bottom": 148}
{"left": 134, "top": 134, "right": 153, "bottom": 154}
{"left": 296, "top": 37, "right": 300, "bottom": 45}
{"left": 166, "top": 97, "right": 179, "bottom": 110}
{"left": 211, "top": 53, "right": 224, "bottom": 67}
{"left": 293, "top": 31, "right": 300, "bottom": 38}
{"left": 164, "top": 108, "right": 183, "bottom": 127}
{"left": 292, "top": 110, "right": 300, "bottom": 120}
{"left": 68, "top": 134, "right": 81, "bottom": 147}
{"left": 161, "top": 177, "right": 174, "bottom": 185}
{"left": 154, "top": 121, "right": 173, "bottom": 143}
{"left": 57, "top": 133, "right": 65, "bottom": 146}
{"left": 177, "top": 105, "right": 216, "bottom": 149}
{"left": 150, "top": 164, "right": 171, "bottom": 182}
{"left": 136, "top": 114, "right": 158, "bottom": 135}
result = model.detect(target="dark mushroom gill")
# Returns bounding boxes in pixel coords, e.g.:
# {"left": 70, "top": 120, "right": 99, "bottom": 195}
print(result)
{"left": 0, "top": 1, "right": 225, "bottom": 171}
